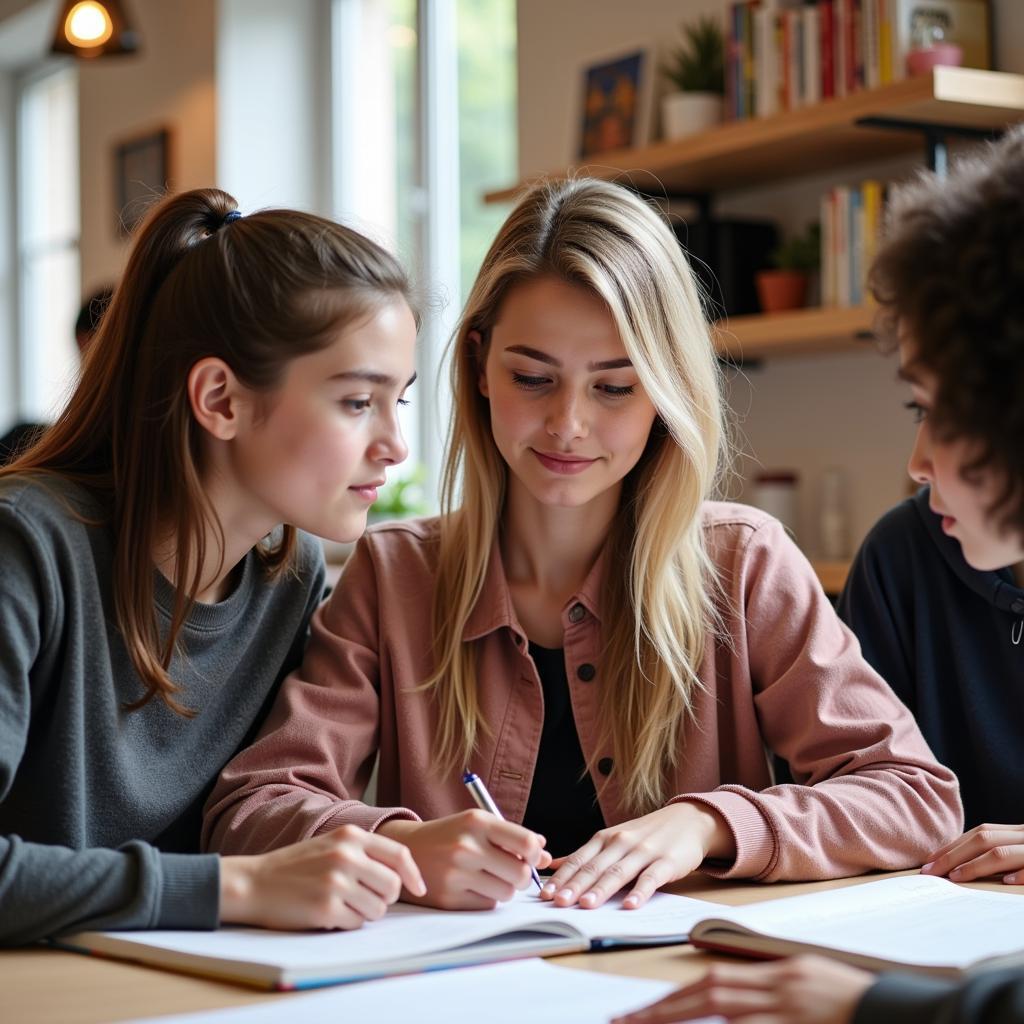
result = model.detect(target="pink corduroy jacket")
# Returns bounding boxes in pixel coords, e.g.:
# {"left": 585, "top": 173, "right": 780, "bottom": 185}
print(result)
{"left": 202, "top": 503, "right": 963, "bottom": 881}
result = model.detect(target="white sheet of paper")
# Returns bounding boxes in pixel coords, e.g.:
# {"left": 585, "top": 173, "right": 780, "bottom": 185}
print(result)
{"left": 84, "top": 889, "right": 713, "bottom": 974}
{"left": 126, "top": 958, "right": 719, "bottom": 1024}
{"left": 708, "top": 874, "right": 1024, "bottom": 968}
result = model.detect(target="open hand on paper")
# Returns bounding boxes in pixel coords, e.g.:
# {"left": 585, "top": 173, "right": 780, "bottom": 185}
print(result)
{"left": 540, "top": 801, "right": 735, "bottom": 910}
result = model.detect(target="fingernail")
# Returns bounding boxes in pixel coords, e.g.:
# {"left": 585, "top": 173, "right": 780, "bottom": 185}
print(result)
{"left": 1007, "top": 874, "right": 1018, "bottom": 884}
{"left": 949, "top": 868, "right": 962, "bottom": 879}
{"left": 557, "top": 888, "right": 574, "bottom": 901}
{"left": 580, "top": 892, "right": 596, "bottom": 907}
{"left": 541, "top": 882, "right": 556, "bottom": 895}
{"left": 921, "top": 861, "right": 933, "bottom": 872}
{"left": 623, "top": 895, "right": 638, "bottom": 908}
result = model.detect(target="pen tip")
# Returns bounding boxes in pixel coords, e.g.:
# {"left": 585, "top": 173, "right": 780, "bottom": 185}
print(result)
{"left": 461, "top": 771, "right": 475, "bottom": 784}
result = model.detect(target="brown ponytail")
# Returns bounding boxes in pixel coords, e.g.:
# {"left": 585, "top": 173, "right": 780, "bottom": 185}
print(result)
{"left": 1, "top": 188, "right": 414, "bottom": 714}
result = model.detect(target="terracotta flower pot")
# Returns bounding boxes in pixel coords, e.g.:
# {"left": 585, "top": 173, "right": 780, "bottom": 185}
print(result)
{"left": 755, "top": 269, "right": 809, "bottom": 313}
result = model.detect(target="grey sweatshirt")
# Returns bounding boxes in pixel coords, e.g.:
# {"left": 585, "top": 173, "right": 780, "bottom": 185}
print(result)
{"left": 0, "top": 475, "right": 325, "bottom": 945}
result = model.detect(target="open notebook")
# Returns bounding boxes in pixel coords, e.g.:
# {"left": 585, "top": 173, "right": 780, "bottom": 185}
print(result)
{"left": 689, "top": 874, "right": 1024, "bottom": 977}
{"left": 56, "top": 889, "right": 714, "bottom": 990}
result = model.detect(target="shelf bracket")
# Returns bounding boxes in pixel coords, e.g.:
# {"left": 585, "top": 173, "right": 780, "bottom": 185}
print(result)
{"left": 854, "top": 116, "right": 1002, "bottom": 178}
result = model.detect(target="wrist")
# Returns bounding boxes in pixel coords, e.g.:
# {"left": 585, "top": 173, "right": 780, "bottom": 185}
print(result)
{"left": 377, "top": 818, "right": 420, "bottom": 844}
{"left": 672, "top": 801, "right": 735, "bottom": 860}
{"left": 218, "top": 855, "right": 256, "bottom": 925}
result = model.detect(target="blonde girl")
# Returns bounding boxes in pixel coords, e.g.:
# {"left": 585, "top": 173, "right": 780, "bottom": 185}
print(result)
{"left": 205, "top": 178, "right": 961, "bottom": 910}
{"left": 0, "top": 188, "right": 425, "bottom": 945}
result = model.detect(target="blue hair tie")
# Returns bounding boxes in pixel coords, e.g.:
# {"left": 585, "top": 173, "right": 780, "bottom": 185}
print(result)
{"left": 223, "top": 210, "right": 242, "bottom": 224}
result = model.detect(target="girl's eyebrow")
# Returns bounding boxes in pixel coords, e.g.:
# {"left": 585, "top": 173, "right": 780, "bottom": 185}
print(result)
{"left": 329, "top": 370, "right": 418, "bottom": 388}
{"left": 504, "top": 344, "right": 633, "bottom": 372}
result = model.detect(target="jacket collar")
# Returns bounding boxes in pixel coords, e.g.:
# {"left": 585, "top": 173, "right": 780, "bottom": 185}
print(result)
{"left": 461, "top": 531, "right": 607, "bottom": 643}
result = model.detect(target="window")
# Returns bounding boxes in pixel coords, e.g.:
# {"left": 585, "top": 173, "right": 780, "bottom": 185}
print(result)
{"left": 332, "top": 0, "right": 516, "bottom": 506}
{"left": 17, "top": 64, "right": 80, "bottom": 424}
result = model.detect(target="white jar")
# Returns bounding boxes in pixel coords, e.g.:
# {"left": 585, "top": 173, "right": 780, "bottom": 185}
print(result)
{"left": 819, "top": 466, "right": 849, "bottom": 560}
{"left": 752, "top": 470, "right": 799, "bottom": 540}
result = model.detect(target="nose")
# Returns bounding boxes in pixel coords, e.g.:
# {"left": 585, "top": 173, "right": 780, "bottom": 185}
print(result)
{"left": 907, "top": 421, "right": 933, "bottom": 486}
{"left": 545, "top": 388, "right": 588, "bottom": 443}
{"left": 368, "top": 408, "right": 409, "bottom": 467}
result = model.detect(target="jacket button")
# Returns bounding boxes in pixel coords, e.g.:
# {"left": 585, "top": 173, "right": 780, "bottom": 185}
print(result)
{"left": 577, "top": 663, "right": 596, "bottom": 682}
{"left": 1012, "top": 600, "right": 1024, "bottom": 615}
{"left": 598, "top": 757, "right": 614, "bottom": 776}
{"left": 568, "top": 603, "right": 586, "bottom": 623}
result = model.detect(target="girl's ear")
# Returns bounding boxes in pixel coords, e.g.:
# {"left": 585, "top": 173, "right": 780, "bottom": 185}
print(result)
{"left": 469, "top": 329, "right": 490, "bottom": 397}
{"left": 187, "top": 357, "right": 246, "bottom": 440}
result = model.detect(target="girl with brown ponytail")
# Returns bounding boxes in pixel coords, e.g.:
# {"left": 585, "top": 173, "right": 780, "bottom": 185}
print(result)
{"left": 0, "top": 188, "right": 424, "bottom": 945}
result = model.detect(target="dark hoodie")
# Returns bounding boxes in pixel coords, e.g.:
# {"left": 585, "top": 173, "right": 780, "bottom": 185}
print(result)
{"left": 838, "top": 486, "right": 1024, "bottom": 830}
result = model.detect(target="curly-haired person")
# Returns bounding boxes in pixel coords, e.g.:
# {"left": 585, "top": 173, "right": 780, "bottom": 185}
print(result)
{"left": 614, "top": 125, "right": 1024, "bottom": 1024}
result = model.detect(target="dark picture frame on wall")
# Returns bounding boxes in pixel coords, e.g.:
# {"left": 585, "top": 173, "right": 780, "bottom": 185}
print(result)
{"left": 114, "top": 127, "right": 171, "bottom": 236}
{"left": 577, "top": 47, "right": 653, "bottom": 160}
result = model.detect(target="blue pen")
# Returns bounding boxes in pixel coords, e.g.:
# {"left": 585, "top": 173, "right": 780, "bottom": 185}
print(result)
{"left": 462, "top": 771, "right": 543, "bottom": 890}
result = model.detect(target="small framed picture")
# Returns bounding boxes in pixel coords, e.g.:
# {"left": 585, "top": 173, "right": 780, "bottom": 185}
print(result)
{"left": 114, "top": 128, "right": 171, "bottom": 236}
{"left": 577, "top": 48, "right": 653, "bottom": 160}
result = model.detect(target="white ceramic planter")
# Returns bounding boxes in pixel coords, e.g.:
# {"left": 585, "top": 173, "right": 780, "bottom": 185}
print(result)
{"left": 661, "top": 91, "right": 723, "bottom": 140}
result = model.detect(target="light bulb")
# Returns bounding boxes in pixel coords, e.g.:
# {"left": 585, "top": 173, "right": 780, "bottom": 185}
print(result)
{"left": 64, "top": 2, "right": 113, "bottom": 48}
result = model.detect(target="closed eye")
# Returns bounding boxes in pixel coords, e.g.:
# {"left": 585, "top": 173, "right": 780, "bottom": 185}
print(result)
{"left": 599, "top": 383, "right": 635, "bottom": 397}
{"left": 512, "top": 372, "right": 550, "bottom": 390}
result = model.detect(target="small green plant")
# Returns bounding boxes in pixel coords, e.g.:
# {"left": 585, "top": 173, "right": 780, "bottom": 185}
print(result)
{"left": 370, "top": 464, "right": 429, "bottom": 520}
{"left": 662, "top": 17, "right": 726, "bottom": 95}
{"left": 771, "top": 222, "right": 821, "bottom": 272}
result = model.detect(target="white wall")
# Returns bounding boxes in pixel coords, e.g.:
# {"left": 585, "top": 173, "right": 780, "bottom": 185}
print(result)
{"left": 516, "top": 0, "right": 1023, "bottom": 555}
{"left": 77, "top": 0, "right": 216, "bottom": 292}
{"left": 0, "top": 69, "right": 15, "bottom": 427}
{"left": 216, "top": 0, "right": 332, "bottom": 214}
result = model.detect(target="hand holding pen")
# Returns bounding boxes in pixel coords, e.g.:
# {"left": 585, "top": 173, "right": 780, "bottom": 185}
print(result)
{"left": 463, "top": 771, "right": 544, "bottom": 890}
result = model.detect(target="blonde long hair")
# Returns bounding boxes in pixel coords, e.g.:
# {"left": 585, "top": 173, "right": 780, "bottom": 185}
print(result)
{"left": 424, "top": 178, "right": 728, "bottom": 814}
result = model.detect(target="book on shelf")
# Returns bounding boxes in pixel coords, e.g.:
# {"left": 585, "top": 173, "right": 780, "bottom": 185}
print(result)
{"left": 821, "top": 178, "right": 887, "bottom": 308}
{"left": 725, "top": 0, "right": 990, "bottom": 120}
{"left": 690, "top": 875, "right": 1024, "bottom": 978}
{"left": 55, "top": 889, "right": 712, "bottom": 991}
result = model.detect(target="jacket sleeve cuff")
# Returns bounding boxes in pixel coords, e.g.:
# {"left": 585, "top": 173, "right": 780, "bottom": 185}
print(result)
{"left": 157, "top": 852, "right": 220, "bottom": 930}
{"left": 852, "top": 974, "right": 960, "bottom": 1024}
{"left": 315, "top": 804, "right": 422, "bottom": 835}
{"left": 668, "top": 790, "right": 776, "bottom": 879}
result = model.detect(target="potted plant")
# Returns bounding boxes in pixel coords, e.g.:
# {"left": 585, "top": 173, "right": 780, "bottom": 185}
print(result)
{"left": 755, "top": 222, "right": 821, "bottom": 313}
{"left": 661, "top": 17, "right": 725, "bottom": 140}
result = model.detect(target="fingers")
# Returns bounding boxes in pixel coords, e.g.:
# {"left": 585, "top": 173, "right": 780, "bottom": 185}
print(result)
{"left": 362, "top": 831, "right": 427, "bottom": 897}
{"left": 540, "top": 835, "right": 605, "bottom": 902}
{"left": 946, "top": 844, "right": 1024, "bottom": 883}
{"left": 621, "top": 858, "right": 678, "bottom": 909}
{"left": 924, "top": 824, "right": 1024, "bottom": 867}
{"left": 922, "top": 826, "right": 1024, "bottom": 880}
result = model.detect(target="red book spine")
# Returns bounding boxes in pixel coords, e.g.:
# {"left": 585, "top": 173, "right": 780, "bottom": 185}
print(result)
{"left": 820, "top": 1, "right": 835, "bottom": 99}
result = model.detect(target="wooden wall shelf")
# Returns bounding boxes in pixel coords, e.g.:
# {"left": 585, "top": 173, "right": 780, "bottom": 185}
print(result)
{"left": 714, "top": 305, "right": 876, "bottom": 360}
{"left": 812, "top": 560, "right": 851, "bottom": 595}
{"left": 485, "top": 68, "right": 1024, "bottom": 204}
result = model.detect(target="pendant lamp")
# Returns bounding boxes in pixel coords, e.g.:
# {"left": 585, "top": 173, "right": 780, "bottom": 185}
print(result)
{"left": 51, "top": 1, "right": 139, "bottom": 59}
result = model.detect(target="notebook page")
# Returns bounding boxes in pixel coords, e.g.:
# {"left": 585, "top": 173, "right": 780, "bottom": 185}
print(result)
{"left": 72, "top": 888, "right": 712, "bottom": 974}
{"left": 707, "top": 874, "right": 1024, "bottom": 969}
{"left": 126, "top": 959, "right": 710, "bottom": 1024}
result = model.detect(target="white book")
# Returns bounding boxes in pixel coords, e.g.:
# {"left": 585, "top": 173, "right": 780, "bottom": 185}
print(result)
{"left": 126, "top": 959, "right": 681, "bottom": 1024}
{"left": 57, "top": 889, "right": 713, "bottom": 991}
{"left": 754, "top": 4, "right": 779, "bottom": 118}
{"left": 802, "top": 5, "right": 822, "bottom": 106}
{"left": 691, "top": 875, "right": 1024, "bottom": 978}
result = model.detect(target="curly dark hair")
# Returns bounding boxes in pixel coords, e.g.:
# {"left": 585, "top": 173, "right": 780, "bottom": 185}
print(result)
{"left": 869, "top": 124, "right": 1024, "bottom": 536}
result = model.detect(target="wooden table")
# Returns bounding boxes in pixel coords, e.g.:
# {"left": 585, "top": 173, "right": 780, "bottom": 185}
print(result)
{"left": 4, "top": 871, "right": 1017, "bottom": 1023}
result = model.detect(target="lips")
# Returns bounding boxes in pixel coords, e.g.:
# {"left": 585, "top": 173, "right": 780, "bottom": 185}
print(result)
{"left": 350, "top": 478, "right": 386, "bottom": 502}
{"left": 531, "top": 449, "right": 597, "bottom": 475}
